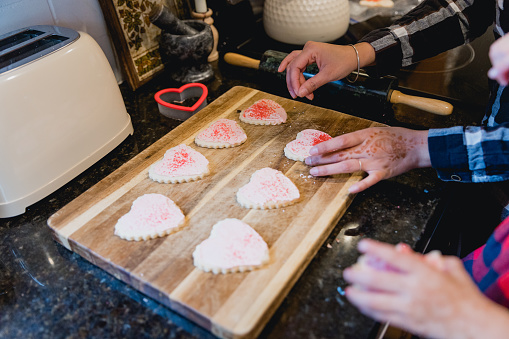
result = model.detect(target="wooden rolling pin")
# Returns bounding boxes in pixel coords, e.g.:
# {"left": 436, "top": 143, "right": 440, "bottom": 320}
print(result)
{"left": 224, "top": 51, "right": 453, "bottom": 116}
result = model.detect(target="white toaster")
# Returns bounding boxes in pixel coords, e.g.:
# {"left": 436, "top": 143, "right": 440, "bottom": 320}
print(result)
{"left": 0, "top": 25, "right": 133, "bottom": 218}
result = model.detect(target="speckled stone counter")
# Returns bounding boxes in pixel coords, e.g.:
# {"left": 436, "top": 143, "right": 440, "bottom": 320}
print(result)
{"left": 0, "top": 18, "right": 494, "bottom": 339}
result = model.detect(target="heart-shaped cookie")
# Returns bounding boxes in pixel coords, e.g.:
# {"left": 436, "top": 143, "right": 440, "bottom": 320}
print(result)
{"left": 237, "top": 167, "right": 300, "bottom": 209}
{"left": 284, "top": 129, "right": 332, "bottom": 161}
{"left": 154, "top": 83, "right": 208, "bottom": 121}
{"left": 193, "top": 218, "right": 269, "bottom": 274}
{"left": 240, "top": 99, "right": 287, "bottom": 125}
{"left": 149, "top": 144, "right": 210, "bottom": 183}
{"left": 195, "top": 119, "right": 247, "bottom": 149}
{"left": 114, "top": 193, "right": 186, "bottom": 241}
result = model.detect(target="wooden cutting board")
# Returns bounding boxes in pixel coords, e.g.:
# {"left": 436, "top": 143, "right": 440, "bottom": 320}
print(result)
{"left": 47, "top": 86, "right": 384, "bottom": 339}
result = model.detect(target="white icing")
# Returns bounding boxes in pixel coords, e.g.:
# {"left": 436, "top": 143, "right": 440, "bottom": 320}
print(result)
{"left": 195, "top": 119, "right": 247, "bottom": 145}
{"left": 114, "top": 193, "right": 185, "bottom": 240}
{"left": 284, "top": 129, "right": 332, "bottom": 161}
{"left": 240, "top": 99, "right": 287, "bottom": 124}
{"left": 149, "top": 144, "right": 209, "bottom": 177}
{"left": 193, "top": 218, "right": 269, "bottom": 272}
{"left": 237, "top": 168, "right": 300, "bottom": 206}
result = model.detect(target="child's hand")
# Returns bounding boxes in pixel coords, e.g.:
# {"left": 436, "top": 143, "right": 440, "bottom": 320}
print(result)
{"left": 488, "top": 34, "right": 509, "bottom": 86}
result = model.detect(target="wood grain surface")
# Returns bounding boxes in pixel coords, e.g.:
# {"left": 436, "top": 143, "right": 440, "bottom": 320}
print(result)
{"left": 47, "top": 86, "right": 384, "bottom": 339}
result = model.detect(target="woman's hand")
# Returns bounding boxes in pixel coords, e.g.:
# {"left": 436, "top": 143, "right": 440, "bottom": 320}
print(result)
{"left": 278, "top": 41, "right": 375, "bottom": 100}
{"left": 343, "top": 239, "right": 509, "bottom": 339}
{"left": 305, "top": 127, "right": 430, "bottom": 193}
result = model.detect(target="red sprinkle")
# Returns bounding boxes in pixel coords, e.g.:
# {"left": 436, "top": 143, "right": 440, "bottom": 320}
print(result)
{"left": 311, "top": 133, "right": 332, "bottom": 145}
{"left": 244, "top": 99, "right": 282, "bottom": 120}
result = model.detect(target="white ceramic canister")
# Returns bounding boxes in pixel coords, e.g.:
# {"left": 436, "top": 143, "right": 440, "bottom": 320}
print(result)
{"left": 263, "top": 0, "right": 350, "bottom": 45}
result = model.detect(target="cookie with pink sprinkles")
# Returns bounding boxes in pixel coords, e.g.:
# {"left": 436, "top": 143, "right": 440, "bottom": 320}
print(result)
{"left": 114, "top": 193, "right": 186, "bottom": 241}
{"left": 148, "top": 144, "right": 210, "bottom": 183}
{"left": 284, "top": 129, "right": 332, "bottom": 162}
{"left": 193, "top": 218, "right": 270, "bottom": 274}
{"left": 194, "top": 119, "right": 247, "bottom": 149}
{"left": 236, "top": 167, "right": 300, "bottom": 209}
{"left": 240, "top": 99, "right": 287, "bottom": 125}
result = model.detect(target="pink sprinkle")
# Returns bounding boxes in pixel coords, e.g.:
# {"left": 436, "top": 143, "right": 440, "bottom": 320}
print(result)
{"left": 242, "top": 99, "right": 287, "bottom": 122}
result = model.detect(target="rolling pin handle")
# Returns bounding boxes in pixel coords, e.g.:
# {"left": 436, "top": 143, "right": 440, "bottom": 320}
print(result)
{"left": 224, "top": 52, "right": 261, "bottom": 70}
{"left": 389, "top": 90, "right": 453, "bottom": 116}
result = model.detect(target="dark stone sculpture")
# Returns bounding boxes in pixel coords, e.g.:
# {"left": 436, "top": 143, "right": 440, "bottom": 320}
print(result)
{"left": 150, "top": 4, "right": 214, "bottom": 83}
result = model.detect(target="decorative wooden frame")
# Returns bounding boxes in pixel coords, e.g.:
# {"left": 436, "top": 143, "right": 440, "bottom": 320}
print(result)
{"left": 98, "top": 0, "right": 190, "bottom": 90}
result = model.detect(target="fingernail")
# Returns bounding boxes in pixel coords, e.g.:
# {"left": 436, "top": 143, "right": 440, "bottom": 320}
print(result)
{"left": 309, "top": 168, "right": 318, "bottom": 176}
{"left": 289, "top": 90, "right": 296, "bottom": 99}
{"left": 298, "top": 88, "right": 309, "bottom": 97}
{"left": 348, "top": 185, "right": 357, "bottom": 193}
{"left": 358, "top": 239, "right": 369, "bottom": 251}
{"left": 488, "top": 68, "right": 498, "bottom": 78}
{"left": 309, "top": 146, "right": 317, "bottom": 155}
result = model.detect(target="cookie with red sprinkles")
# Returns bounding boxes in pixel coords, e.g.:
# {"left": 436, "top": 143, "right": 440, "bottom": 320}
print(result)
{"left": 195, "top": 119, "right": 247, "bottom": 149}
{"left": 149, "top": 144, "right": 210, "bottom": 183}
{"left": 114, "top": 193, "right": 186, "bottom": 241}
{"left": 284, "top": 129, "right": 332, "bottom": 162}
{"left": 193, "top": 218, "right": 270, "bottom": 274}
{"left": 240, "top": 99, "right": 287, "bottom": 125}
{"left": 237, "top": 167, "right": 300, "bottom": 209}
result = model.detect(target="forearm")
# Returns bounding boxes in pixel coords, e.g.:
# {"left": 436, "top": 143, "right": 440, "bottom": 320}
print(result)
{"left": 352, "top": 42, "right": 376, "bottom": 69}
{"left": 359, "top": 0, "right": 495, "bottom": 76}
{"left": 411, "top": 130, "right": 431, "bottom": 168}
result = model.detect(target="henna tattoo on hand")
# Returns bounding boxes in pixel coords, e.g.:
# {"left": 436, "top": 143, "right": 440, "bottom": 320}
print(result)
{"left": 348, "top": 130, "right": 423, "bottom": 162}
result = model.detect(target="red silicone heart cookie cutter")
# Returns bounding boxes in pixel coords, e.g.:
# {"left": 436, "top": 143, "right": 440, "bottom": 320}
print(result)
{"left": 155, "top": 83, "right": 208, "bottom": 120}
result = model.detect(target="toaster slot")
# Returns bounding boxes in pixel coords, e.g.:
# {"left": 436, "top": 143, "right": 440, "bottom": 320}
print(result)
{"left": 0, "top": 29, "right": 45, "bottom": 52}
{"left": 0, "top": 25, "right": 79, "bottom": 75}
{"left": 0, "top": 35, "right": 69, "bottom": 69}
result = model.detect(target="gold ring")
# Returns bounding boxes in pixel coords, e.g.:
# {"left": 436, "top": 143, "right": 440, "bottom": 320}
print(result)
{"left": 358, "top": 159, "right": 362, "bottom": 172}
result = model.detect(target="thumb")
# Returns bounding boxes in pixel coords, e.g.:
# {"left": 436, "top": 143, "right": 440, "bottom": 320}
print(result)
{"left": 297, "top": 72, "right": 330, "bottom": 98}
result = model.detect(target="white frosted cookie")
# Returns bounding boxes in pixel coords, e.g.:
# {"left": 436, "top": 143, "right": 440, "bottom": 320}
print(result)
{"left": 359, "top": 0, "right": 394, "bottom": 7}
{"left": 195, "top": 119, "right": 247, "bottom": 149}
{"left": 114, "top": 193, "right": 186, "bottom": 241}
{"left": 193, "top": 218, "right": 270, "bottom": 274}
{"left": 149, "top": 144, "right": 210, "bottom": 183}
{"left": 240, "top": 99, "right": 287, "bottom": 125}
{"left": 284, "top": 129, "right": 332, "bottom": 162}
{"left": 236, "top": 167, "right": 300, "bottom": 209}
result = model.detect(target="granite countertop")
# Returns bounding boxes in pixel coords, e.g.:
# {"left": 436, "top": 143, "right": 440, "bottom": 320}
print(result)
{"left": 0, "top": 18, "right": 492, "bottom": 339}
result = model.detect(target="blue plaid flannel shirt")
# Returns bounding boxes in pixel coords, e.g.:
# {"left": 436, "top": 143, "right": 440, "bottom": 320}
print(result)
{"left": 359, "top": 0, "right": 509, "bottom": 185}
{"left": 428, "top": 125, "right": 509, "bottom": 183}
